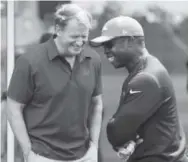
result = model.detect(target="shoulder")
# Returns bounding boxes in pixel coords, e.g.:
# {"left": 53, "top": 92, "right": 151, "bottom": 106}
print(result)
{"left": 18, "top": 43, "right": 48, "bottom": 66}
{"left": 126, "top": 73, "right": 161, "bottom": 97}
{"left": 84, "top": 46, "right": 101, "bottom": 63}
{"left": 14, "top": 43, "right": 48, "bottom": 74}
{"left": 130, "top": 72, "right": 160, "bottom": 90}
{"left": 83, "top": 46, "right": 101, "bottom": 72}
{"left": 25, "top": 43, "right": 47, "bottom": 61}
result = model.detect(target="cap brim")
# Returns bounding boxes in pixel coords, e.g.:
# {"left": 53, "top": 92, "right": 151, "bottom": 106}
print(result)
{"left": 89, "top": 36, "right": 114, "bottom": 47}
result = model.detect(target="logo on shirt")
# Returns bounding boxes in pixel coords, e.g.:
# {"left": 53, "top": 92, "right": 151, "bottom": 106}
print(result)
{"left": 129, "top": 89, "right": 142, "bottom": 94}
{"left": 122, "top": 29, "right": 128, "bottom": 35}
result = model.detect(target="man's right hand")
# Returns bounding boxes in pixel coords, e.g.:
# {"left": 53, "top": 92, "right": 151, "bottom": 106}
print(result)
{"left": 6, "top": 97, "right": 32, "bottom": 162}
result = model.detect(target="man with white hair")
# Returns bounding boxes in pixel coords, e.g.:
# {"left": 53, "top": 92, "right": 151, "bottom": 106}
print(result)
{"left": 90, "top": 16, "right": 188, "bottom": 162}
{"left": 7, "top": 4, "right": 103, "bottom": 162}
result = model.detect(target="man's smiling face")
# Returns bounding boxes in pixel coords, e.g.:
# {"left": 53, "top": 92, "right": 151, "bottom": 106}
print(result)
{"left": 103, "top": 37, "right": 134, "bottom": 68}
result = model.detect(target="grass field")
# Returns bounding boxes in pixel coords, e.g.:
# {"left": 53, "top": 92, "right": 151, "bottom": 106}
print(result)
{"left": 100, "top": 74, "right": 188, "bottom": 162}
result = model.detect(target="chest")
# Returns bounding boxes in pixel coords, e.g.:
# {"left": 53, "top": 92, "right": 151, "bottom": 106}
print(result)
{"left": 33, "top": 59, "right": 96, "bottom": 100}
{"left": 119, "top": 72, "right": 139, "bottom": 104}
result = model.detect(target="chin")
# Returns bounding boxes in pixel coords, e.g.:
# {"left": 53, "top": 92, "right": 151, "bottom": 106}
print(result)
{"left": 72, "top": 49, "right": 83, "bottom": 54}
{"left": 112, "top": 62, "right": 124, "bottom": 69}
{"left": 69, "top": 51, "right": 81, "bottom": 56}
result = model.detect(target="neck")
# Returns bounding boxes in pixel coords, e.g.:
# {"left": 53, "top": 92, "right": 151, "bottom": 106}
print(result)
{"left": 54, "top": 38, "right": 64, "bottom": 54}
{"left": 54, "top": 37, "right": 76, "bottom": 69}
{"left": 126, "top": 48, "right": 149, "bottom": 73}
{"left": 65, "top": 57, "right": 76, "bottom": 69}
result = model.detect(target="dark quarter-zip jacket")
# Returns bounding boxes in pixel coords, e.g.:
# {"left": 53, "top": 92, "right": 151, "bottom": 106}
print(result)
{"left": 107, "top": 55, "right": 187, "bottom": 162}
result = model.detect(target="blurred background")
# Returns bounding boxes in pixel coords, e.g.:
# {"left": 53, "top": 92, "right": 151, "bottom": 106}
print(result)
{"left": 1, "top": 1, "right": 188, "bottom": 162}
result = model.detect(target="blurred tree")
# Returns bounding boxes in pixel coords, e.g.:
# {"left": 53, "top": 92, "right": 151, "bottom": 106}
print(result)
{"left": 145, "top": 5, "right": 188, "bottom": 91}
{"left": 38, "top": 1, "right": 71, "bottom": 20}
{"left": 38, "top": 1, "right": 71, "bottom": 32}
{"left": 0, "top": 1, "right": 7, "bottom": 16}
{"left": 147, "top": 5, "right": 188, "bottom": 57}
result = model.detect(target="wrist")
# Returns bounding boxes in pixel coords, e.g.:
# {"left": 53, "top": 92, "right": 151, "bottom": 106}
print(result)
{"left": 22, "top": 145, "right": 31, "bottom": 158}
{"left": 90, "top": 140, "right": 99, "bottom": 148}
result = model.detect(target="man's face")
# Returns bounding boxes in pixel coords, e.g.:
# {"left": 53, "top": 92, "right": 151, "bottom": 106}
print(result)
{"left": 57, "top": 18, "right": 89, "bottom": 56}
{"left": 103, "top": 37, "right": 133, "bottom": 68}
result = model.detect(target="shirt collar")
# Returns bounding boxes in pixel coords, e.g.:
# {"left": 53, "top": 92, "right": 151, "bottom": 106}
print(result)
{"left": 46, "top": 37, "right": 60, "bottom": 61}
{"left": 128, "top": 56, "right": 147, "bottom": 80}
{"left": 46, "top": 38, "right": 93, "bottom": 61}
{"left": 78, "top": 45, "right": 94, "bottom": 62}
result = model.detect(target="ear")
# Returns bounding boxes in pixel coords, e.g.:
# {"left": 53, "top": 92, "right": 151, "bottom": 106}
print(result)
{"left": 55, "top": 24, "right": 61, "bottom": 36}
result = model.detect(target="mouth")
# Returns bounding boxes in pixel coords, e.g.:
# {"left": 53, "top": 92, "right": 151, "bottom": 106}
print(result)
{"left": 107, "top": 56, "right": 115, "bottom": 63}
{"left": 72, "top": 46, "right": 83, "bottom": 51}
{"left": 107, "top": 55, "right": 122, "bottom": 68}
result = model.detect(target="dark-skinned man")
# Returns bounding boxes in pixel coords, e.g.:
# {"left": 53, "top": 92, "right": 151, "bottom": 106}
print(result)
{"left": 90, "top": 16, "right": 188, "bottom": 162}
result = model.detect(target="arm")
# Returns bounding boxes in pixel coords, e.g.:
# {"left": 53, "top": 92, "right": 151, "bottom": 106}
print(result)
{"left": 107, "top": 74, "right": 161, "bottom": 149}
{"left": 7, "top": 97, "right": 31, "bottom": 158}
{"left": 89, "top": 94, "right": 103, "bottom": 146}
{"left": 7, "top": 55, "right": 34, "bottom": 159}
{"left": 89, "top": 56, "right": 103, "bottom": 146}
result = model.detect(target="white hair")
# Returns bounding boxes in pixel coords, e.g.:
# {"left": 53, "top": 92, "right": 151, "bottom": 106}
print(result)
{"left": 54, "top": 4, "right": 93, "bottom": 29}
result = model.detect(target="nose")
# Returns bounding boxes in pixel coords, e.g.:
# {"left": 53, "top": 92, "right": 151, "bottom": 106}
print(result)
{"left": 75, "top": 37, "right": 87, "bottom": 46}
{"left": 104, "top": 46, "right": 110, "bottom": 54}
{"left": 104, "top": 46, "right": 113, "bottom": 57}
{"left": 75, "top": 39, "right": 83, "bottom": 46}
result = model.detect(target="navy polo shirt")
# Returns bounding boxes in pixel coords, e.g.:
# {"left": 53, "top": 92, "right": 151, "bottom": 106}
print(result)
{"left": 8, "top": 38, "right": 102, "bottom": 160}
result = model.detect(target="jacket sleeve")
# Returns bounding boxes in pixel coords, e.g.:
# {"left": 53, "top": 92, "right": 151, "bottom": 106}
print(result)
{"left": 107, "top": 74, "right": 162, "bottom": 149}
